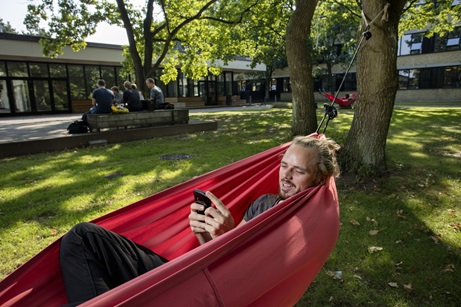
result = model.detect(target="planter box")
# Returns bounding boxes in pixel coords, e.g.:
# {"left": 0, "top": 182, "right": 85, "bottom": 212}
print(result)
{"left": 86, "top": 109, "right": 189, "bottom": 132}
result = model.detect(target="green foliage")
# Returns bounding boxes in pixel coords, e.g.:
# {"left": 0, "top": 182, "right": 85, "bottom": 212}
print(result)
{"left": 0, "top": 19, "right": 18, "bottom": 34}
{"left": 400, "top": 0, "right": 461, "bottom": 37}
{"left": 24, "top": 0, "right": 272, "bottom": 83}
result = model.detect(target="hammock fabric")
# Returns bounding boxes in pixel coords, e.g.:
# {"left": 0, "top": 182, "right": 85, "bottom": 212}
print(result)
{"left": 0, "top": 133, "right": 340, "bottom": 307}
{"left": 321, "top": 91, "right": 356, "bottom": 108}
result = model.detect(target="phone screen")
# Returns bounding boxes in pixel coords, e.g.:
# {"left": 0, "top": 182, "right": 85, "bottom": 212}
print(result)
{"left": 194, "top": 189, "right": 211, "bottom": 215}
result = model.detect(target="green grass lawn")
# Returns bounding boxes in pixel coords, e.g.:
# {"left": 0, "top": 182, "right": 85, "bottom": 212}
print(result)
{"left": 1, "top": 106, "right": 460, "bottom": 306}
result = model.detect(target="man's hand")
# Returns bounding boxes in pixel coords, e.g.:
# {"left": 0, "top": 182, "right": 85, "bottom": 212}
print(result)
{"left": 189, "top": 191, "right": 235, "bottom": 244}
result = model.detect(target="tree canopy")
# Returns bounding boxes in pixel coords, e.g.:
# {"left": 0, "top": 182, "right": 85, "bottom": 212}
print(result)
{"left": 24, "top": 0, "right": 269, "bottom": 87}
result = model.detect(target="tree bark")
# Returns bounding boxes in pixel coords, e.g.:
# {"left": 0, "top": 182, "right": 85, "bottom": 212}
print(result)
{"left": 286, "top": 0, "right": 318, "bottom": 136}
{"left": 344, "top": 0, "right": 406, "bottom": 173}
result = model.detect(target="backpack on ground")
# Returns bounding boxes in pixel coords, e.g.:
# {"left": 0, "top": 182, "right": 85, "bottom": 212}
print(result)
{"left": 157, "top": 102, "right": 175, "bottom": 110}
{"left": 67, "top": 121, "right": 89, "bottom": 134}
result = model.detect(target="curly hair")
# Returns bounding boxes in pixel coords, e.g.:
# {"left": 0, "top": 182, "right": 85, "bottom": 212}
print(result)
{"left": 291, "top": 135, "right": 341, "bottom": 184}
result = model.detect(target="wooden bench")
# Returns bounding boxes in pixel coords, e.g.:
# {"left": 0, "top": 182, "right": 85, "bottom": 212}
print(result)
{"left": 86, "top": 109, "right": 189, "bottom": 132}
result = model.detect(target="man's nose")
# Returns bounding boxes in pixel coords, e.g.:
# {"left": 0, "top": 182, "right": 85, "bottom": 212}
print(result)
{"left": 282, "top": 167, "right": 293, "bottom": 179}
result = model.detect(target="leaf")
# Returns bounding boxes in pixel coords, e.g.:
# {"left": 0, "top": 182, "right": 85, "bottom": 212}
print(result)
{"left": 350, "top": 219, "right": 360, "bottom": 226}
{"left": 325, "top": 270, "right": 335, "bottom": 277}
{"left": 368, "top": 246, "right": 384, "bottom": 253}
{"left": 442, "top": 264, "right": 455, "bottom": 273}
{"left": 396, "top": 210, "right": 406, "bottom": 219}
{"left": 369, "top": 229, "right": 380, "bottom": 236}
{"left": 366, "top": 216, "right": 379, "bottom": 226}
{"left": 404, "top": 283, "right": 413, "bottom": 292}
{"left": 51, "top": 229, "right": 58, "bottom": 236}
{"left": 388, "top": 282, "right": 399, "bottom": 288}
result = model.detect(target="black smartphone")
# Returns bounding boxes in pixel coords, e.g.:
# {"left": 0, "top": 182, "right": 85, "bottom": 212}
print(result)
{"left": 194, "top": 189, "right": 212, "bottom": 215}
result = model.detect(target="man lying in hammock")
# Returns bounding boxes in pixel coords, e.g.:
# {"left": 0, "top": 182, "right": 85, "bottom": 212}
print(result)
{"left": 59, "top": 135, "right": 340, "bottom": 305}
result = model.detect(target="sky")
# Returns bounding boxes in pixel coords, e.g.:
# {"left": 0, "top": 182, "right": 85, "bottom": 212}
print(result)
{"left": 1, "top": 1, "right": 131, "bottom": 45}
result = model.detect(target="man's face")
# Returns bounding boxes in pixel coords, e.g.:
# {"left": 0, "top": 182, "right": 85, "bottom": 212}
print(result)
{"left": 146, "top": 82, "right": 154, "bottom": 89}
{"left": 278, "top": 145, "right": 318, "bottom": 200}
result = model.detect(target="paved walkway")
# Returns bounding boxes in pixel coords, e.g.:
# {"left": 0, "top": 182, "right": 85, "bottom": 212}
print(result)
{"left": 0, "top": 105, "right": 272, "bottom": 144}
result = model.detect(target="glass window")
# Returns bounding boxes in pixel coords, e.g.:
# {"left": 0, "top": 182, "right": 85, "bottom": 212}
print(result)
{"left": 7, "top": 62, "right": 28, "bottom": 77}
{"left": 434, "top": 34, "right": 447, "bottom": 52}
{"left": 225, "top": 72, "right": 233, "bottom": 95}
{"left": 178, "top": 72, "right": 185, "bottom": 97}
{"left": 29, "top": 62, "right": 49, "bottom": 78}
{"left": 12, "top": 80, "right": 31, "bottom": 112}
{"left": 399, "top": 34, "right": 412, "bottom": 55}
{"left": 410, "top": 42, "right": 422, "bottom": 54}
{"left": 52, "top": 80, "right": 70, "bottom": 110}
{"left": 446, "top": 37, "right": 460, "bottom": 50}
{"left": 33, "top": 80, "right": 51, "bottom": 112}
{"left": 408, "top": 69, "right": 420, "bottom": 89}
{"left": 444, "top": 66, "right": 461, "bottom": 88}
{"left": 68, "top": 65, "right": 86, "bottom": 100}
{"left": 49, "top": 64, "right": 67, "bottom": 78}
{"left": 115, "top": 67, "right": 125, "bottom": 87}
{"left": 0, "top": 79, "right": 11, "bottom": 113}
{"left": 398, "top": 70, "right": 410, "bottom": 89}
{"left": 399, "top": 33, "right": 424, "bottom": 55}
{"left": 0, "top": 61, "right": 7, "bottom": 77}
{"left": 167, "top": 78, "right": 178, "bottom": 97}
{"left": 85, "top": 65, "right": 101, "bottom": 98}
{"left": 101, "top": 66, "right": 115, "bottom": 88}
{"left": 217, "top": 74, "right": 225, "bottom": 96}
{"left": 189, "top": 79, "right": 199, "bottom": 97}
{"left": 283, "top": 78, "right": 291, "bottom": 92}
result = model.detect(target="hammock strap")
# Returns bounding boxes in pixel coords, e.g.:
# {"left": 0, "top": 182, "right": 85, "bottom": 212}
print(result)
{"left": 316, "top": 3, "right": 390, "bottom": 134}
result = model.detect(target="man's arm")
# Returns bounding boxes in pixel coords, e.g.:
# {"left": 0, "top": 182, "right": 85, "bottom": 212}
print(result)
{"left": 91, "top": 98, "right": 96, "bottom": 106}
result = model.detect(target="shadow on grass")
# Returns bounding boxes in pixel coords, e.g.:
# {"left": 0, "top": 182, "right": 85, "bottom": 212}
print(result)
{"left": 298, "top": 108, "right": 461, "bottom": 306}
{"left": 0, "top": 109, "right": 293, "bottom": 277}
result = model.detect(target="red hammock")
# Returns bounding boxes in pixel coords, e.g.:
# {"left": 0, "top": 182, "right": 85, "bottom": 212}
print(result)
{"left": 321, "top": 91, "right": 356, "bottom": 108}
{"left": 0, "top": 134, "right": 340, "bottom": 307}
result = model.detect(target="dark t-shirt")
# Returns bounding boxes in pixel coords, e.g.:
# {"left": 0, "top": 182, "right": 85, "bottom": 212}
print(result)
{"left": 123, "top": 88, "right": 142, "bottom": 111}
{"left": 150, "top": 86, "right": 164, "bottom": 107}
{"left": 92, "top": 88, "right": 114, "bottom": 113}
{"left": 243, "top": 194, "right": 281, "bottom": 222}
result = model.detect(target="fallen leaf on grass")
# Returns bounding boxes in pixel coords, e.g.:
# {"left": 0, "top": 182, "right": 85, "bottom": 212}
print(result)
{"left": 350, "top": 219, "right": 360, "bottom": 226}
{"left": 366, "top": 216, "right": 379, "bottom": 225}
{"left": 404, "top": 283, "right": 413, "bottom": 292}
{"left": 396, "top": 210, "right": 406, "bottom": 219}
{"left": 368, "top": 246, "right": 383, "bottom": 253}
{"left": 325, "top": 270, "right": 335, "bottom": 277}
{"left": 51, "top": 229, "right": 58, "bottom": 236}
{"left": 442, "top": 264, "right": 455, "bottom": 273}
{"left": 369, "top": 230, "right": 380, "bottom": 236}
{"left": 388, "top": 282, "right": 399, "bottom": 288}
{"left": 430, "top": 236, "right": 440, "bottom": 244}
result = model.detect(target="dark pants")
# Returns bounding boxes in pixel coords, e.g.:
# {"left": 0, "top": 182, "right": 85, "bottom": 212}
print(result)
{"left": 60, "top": 222, "right": 167, "bottom": 305}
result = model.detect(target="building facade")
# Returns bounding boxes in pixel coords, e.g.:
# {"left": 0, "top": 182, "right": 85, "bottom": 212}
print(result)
{"left": 0, "top": 33, "right": 265, "bottom": 116}
{"left": 272, "top": 26, "right": 461, "bottom": 103}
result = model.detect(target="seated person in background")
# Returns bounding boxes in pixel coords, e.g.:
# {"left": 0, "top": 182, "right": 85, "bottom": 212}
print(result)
{"left": 111, "top": 86, "right": 124, "bottom": 105}
{"left": 145, "top": 78, "right": 165, "bottom": 108}
{"left": 59, "top": 135, "right": 340, "bottom": 305}
{"left": 82, "top": 80, "right": 114, "bottom": 122}
{"left": 131, "top": 83, "right": 145, "bottom": 100}
{"left": 122, "top": 81, "right": 143, "bottom": 112}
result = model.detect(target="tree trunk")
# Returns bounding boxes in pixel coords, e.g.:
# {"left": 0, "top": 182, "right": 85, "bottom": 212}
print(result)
{"left": 286, "top": 0, "right": 318, "bottom": 136}
{"left": 344, "top": 0, "right": 406, "bottom": 174}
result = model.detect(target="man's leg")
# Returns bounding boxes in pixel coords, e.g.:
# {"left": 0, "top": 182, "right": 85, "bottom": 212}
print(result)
{"left": 60, "top": 222, "right": 167, "bottom": 304}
